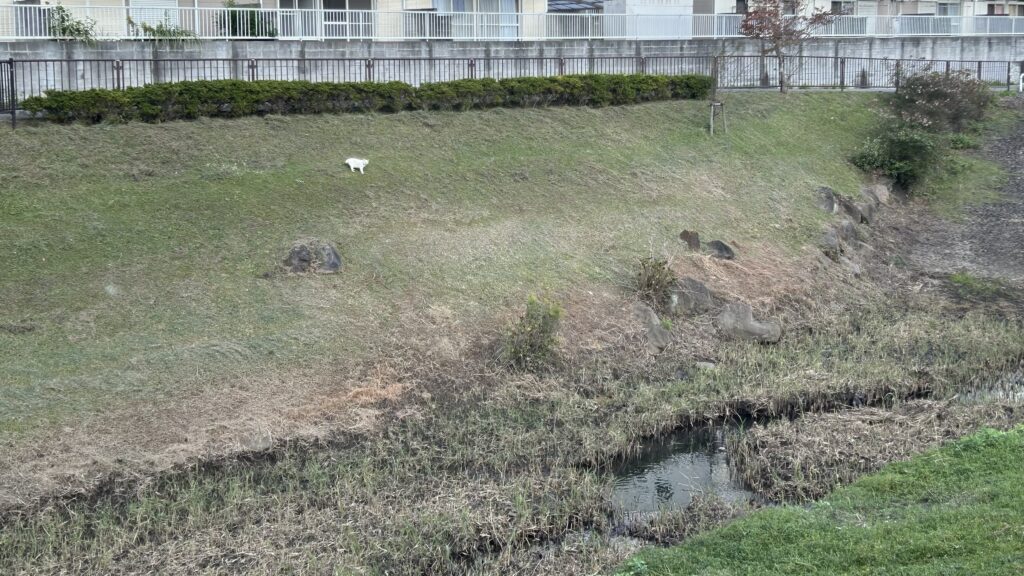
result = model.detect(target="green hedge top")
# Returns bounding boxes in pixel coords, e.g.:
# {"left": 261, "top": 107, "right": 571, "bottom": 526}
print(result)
{"left": 22, "top": 74, "right": 714, "bottom": 124}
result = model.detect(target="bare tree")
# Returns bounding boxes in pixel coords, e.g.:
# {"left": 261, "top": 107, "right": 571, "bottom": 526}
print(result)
{"left": 740, "top": 0, "right": 836, "bottom": 92}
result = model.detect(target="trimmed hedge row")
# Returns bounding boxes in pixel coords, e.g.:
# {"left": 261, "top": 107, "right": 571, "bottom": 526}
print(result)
{"left": 22, "top": 74, "right": 714, "bottom": 124}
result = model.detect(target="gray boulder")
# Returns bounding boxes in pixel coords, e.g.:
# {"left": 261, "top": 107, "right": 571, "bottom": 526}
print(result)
{"left": 815, "top": 186, "right": 839, "bottom": 214}
{"left": 835, "top": 219, "right": 858, "bottom": 244}
{"left": 856, "top": 201, "right": 875, "bottom": 225}
{"left": 868, "top": 183, "right": 891, "bottom": 205}
{"left": 836, "top": 195, "right": 863, "bottom": 223}
{"left": 633, "top": 302, "right": 672, "bottom": 355}
{"left": 820, "top": 228, "right": 841, "bottom": 261}
{"left": 672, "top": 276, "right": 714, "bottom": 315}
{"left": 284, "top": 239, "right": 343, "bottom": 274}
{"left": 860, "top": 186, "right": 880, "bottom": 206}
{"left": 706, "top": 240, "right": 735, "bottom": 260}
{"left": 717, "top": 302, "right": 781, "bottom": 344}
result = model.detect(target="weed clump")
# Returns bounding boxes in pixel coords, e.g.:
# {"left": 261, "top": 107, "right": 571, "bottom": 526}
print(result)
{"left": 852, "top": 126, "right": 938, "bottom": 188}
{"left": 499, "top": 296, "right": 563, "bottom": 372}
{"left": 635, "top": 258, "right": 675, "bottom": 312}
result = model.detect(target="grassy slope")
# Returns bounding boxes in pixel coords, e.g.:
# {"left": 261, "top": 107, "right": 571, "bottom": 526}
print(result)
{"left": 0, "top": 93, "right": 875, "bottom": 436}
{"left": 629, "top": 426, "right": 1024, "bottom": 576}
{"left": 2, "top": 95, "right": 1023, "bottom": 575}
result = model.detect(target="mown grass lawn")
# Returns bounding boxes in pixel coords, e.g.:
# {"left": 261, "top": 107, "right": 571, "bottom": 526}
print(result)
{"left": 625, "top": 426, "right": 1024, "bottom": 576}
{"left": 0, "top": 93, "right": 879, "bottom": 437}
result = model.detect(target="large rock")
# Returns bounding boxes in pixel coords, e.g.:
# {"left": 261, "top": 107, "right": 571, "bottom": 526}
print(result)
{"left": 820, "top": 227, "right": 841, "bottom": 261}
{"left": 633, "top": 302, "right": 672, "bottom": 355}
{"left": 717, "top": 302, "right": 781, "bottom": 344}
{"left": 815, "top": 186, "right": 839, "bottom": 214}
{"left": 867, "top": 183, "right": 891, "bottom": 205}
{"left": 836, "top": 195, "right": 863, "bottom": 223}
{"left": 706, "top": 240, "right": 735, "bottom": 260}
{"left": 860, "top": 186, "right": 880, "bottom": 206}
{"left": 855, "top": 201, "right": 875, "bottom": 225}
{"left": 284, "top": 239, "right": 343, "bottom": 274}
{"left": 835, "top": 219, "right": 858, "bottom": 244}
{"left": 679, "top": 230, "right": 701, "bottom": 252}
{"left": 672, "top": 276, "right": 714, "bottom": 314}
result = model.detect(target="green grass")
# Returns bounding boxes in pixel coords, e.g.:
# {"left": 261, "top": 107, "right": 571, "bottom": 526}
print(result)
{"left": 0, "top": 93, "right": 879, "bottom": 437}
{"left": 1, "top": 93, "right": 1022, "bottom": 575}
{"left": 914, "top": 105, "right": 1019, "bottom": 218}
{"left": 949, "top": 271, "right": 1010, "bottom": 300}
{"left": 626, "top": 426, "right": 1024, "bottom": 576}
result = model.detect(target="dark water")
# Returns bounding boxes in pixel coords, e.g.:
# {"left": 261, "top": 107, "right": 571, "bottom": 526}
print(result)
{"left": 610, "top": 425, "right": 753, "bottom": 515}
{"left": 960, "top": 369, "right": 1024, "bottom": 403}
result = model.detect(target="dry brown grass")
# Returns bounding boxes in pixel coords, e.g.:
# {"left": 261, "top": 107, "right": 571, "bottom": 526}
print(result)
{"left": 729, "top": 399, "right": 1024, "bottom": 503}
{"left": 622, "top": 493, "right": 742, "bottom": 546}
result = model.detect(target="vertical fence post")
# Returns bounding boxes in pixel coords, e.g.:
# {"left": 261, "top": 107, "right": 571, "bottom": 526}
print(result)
{"left": 638, "top": 56, "right": 646, "bottom": 75}
{"left": 113, "top": 60, "right": 124, "bottom": 90}
{"left": 7, "top": 58, "right": 15, "bottom": 130}
{"left": 247, "top": 59, "right": 258, "bottom": 82}
{"left": 976, "top": 60, "right": 982, "bottom": 82}
{"left": 839, "top": 57, "right": 846, "bottom": 91}
{"left": 1009, "top": 61, "right": 1014, "bottom": 92}
{"left": 711, "top": 55, "right": 718, "bottom": 99}
{"left": 365, "top": 59, "right": 374, "bottom": 82}
{"left": 945, "top": 60, "right": 951, "bottom": 76}
{"left": 558, "top": 57, "right": 565, "bottom": 76}
{"left": 468, "top": 58, "right": 476, "bottom": 80}
{"left": 894, "top": 60, "right": 902, "bottom": 92}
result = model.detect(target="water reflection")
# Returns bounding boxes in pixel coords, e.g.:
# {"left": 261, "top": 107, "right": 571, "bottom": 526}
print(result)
{"left": 610, "top": 425, "right": 753, "bottom": 514}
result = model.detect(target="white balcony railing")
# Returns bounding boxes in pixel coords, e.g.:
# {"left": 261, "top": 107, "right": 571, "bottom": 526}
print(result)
{"left": 1, "top": 6, "right": 1023, "bottom": 42}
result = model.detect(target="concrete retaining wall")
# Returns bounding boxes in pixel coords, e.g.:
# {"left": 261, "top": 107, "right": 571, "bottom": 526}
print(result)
{"left": 3, "top": 35, "right": 1023, "bottom": 61}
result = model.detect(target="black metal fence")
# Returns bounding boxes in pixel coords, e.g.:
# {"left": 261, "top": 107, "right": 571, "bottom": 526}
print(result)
{"left": 4, "top": 55, "right": 1023, "bottom": 119}
{"left": 0, "top": 58, "right": 14, "bottom": 128}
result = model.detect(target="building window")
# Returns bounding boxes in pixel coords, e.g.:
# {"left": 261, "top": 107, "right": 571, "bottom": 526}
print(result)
{"left": 830, "top": 0, "right": 854, "bottom": 14}
{"left": 936, "top": 2, "right": 960, "bottom": 16}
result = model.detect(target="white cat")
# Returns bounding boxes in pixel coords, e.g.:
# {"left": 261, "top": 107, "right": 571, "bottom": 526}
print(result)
{"left": 345, "top": 158, "right": 369, "bottom": 174}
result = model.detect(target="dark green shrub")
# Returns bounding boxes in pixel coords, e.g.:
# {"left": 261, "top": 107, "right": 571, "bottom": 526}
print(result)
{"left": 499, "top": 296, "right": 563, "bottom": 372}
{"left": 414, "top": 78, "right": 504, "bottom": 111}
{"left": 669, "top": 74, "right": 715, "bottom": 99}
{"left": 852, "top": 126, "right": 938, "bottom": 189}
{"left": 891, "top": 71, "right": 993, "bottom": 132}
{"left": 635, "top": 257, "right": 675, "bottom": 312}
{"left": 22, "top": 73, "right": 713, "bottom": 124}
{"left": 21, "top": 89, "right": 130, "bottom": 123}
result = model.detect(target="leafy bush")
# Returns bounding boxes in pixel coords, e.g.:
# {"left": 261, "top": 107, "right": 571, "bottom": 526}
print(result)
{"left": 635, "top": 257, "right": 675, "bottom": 312}
{"left": 499, "top": 296, "right": 563, "bottom": 372}
{"left": 22, "top": 73, "right": 714, "bottom": 124}
{"left": 48, "top": 5, "right": 96, "bottom": 43}
{"left": 891, "top": 71, "right": 994, "bottom": 132}
{"left": 852, "top": 126, "right": 938, "bottom": 188}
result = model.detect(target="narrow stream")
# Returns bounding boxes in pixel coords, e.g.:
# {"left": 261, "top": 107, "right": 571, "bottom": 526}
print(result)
{"left": 609, "top": 368, "right": 1024, "bottom": 517}
{"left": 610, "top": 424, "right": 753, "bottom": 515}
